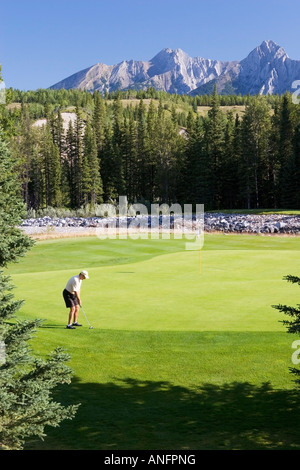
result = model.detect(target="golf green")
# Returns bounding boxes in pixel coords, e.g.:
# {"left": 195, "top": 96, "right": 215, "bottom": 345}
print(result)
{"left": 6, "top": 233, "right": 300, "bottom": 450}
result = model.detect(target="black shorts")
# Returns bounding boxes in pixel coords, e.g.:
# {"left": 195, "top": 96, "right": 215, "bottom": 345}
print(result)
{"left": 63, "top": 289, "right": 79, "bottom": 308}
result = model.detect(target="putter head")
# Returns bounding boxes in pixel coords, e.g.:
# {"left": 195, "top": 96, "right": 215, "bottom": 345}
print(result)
{"left": 89, "top": 326, "right": 93, "bottom": 329}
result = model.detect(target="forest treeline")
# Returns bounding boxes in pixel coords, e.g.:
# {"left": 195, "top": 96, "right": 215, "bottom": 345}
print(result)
{"left": 1, "top": 85, "right": 300, "bottom": 211}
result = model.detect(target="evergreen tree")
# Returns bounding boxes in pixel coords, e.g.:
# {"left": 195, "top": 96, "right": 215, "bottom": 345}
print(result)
{"left": 171, "top": 104, "right": 178, "bottom": 128}
{"left": 240, "top": 98, "right": 271, "bottom": 209}
{"left": 65, "top": 120, "right": 77, "bottom": 207}
{"left": 52, "top": 108, "right": 65, "bottom": 159}
{"left": 110, "top": 94, "right": 125, "bottom": 198}
{"left": 53, "top": 111, "right": 70, "bottom": 208}
{"left": 122, "top": 114, "right": 137, "bottom": 203}
{"left": 205, "top": 84, "right": 226, "bottom": 209}
{"left": 0, "top": 129, "right": 78, "bottom": 450}
{"left": 146, "top": 99, "right": 158, "bottom": 203}
{"left": 184, "top": 114, "right": 210, "bottom": 205}
{"left": 73, "top": 107, "right": 85, "bottom": 207}
{"left": 278, "top": 93, "right": 297, "bottom": 207}
{"left": 100, "top": 121, "right": 121, "bottom": 201}
{"left": 5, "top": 86, "right": 300, "bottom": 211}
{"left": 153, "top": 99, "right": 183, "bottom": 203}
{"left": 28, "top": 140, "right": 45, "bottom": 210}
{"left": 222, "top": 111, "right": 240, "bottom": 209}
{"left": 0, "top": 131, "right": 33, "bottom": 266}
{"left": 240, "top": 109, "right": 254, "bottom": 209}
{"left": 232, "top": 113, "right": 243, "bottom": 207}
{"left": 266, "top": 103, "right": 281, "bottom": 208}
{"left": 13, "top": 105, "right": 35, "bottom": 209}
{"left": 186, "top": 110, "right": 195, "bottom": 136}
{"left": 136, "top": 99, "right": 148, "bottom": 202}
{"left": 293, "top": 119, "right": 300, "bottom": 208}
{"left": 93, "top": 91, "right": 106, "bottom": 152}
{"left": 82, "top": 121, "right": 103, "bottom": 206}
{"left": 41, "top": 125, "right": 62, "bottom": 207}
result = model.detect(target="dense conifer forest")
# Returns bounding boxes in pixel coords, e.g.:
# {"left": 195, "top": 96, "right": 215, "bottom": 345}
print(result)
{"left": 1, "top": 85, "right": 299, "bottom": 212}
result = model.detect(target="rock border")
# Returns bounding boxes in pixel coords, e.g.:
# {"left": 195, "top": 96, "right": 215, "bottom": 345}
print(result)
{"left": 20, "top": 213, "right": 300, "bottom": 238}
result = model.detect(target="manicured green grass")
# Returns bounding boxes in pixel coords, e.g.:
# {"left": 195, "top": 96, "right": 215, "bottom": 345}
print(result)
{"left": 211, "top": 208, "right": 300, "bottom": 215}
{"left": 6, "top": 233, "right": 300, "bottom": 450}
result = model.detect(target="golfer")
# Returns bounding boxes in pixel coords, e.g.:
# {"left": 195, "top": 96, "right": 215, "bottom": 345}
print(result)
{"left": 63, "top": 270, "right": 89, "bottom": 329}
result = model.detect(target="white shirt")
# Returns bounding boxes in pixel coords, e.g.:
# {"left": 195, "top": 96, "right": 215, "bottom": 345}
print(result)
{"left": 65, "top": 275, "right": 82, "bottom": 294}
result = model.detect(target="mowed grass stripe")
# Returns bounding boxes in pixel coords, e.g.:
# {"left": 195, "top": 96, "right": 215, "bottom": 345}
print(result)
{"left": 8, "top": 233, "right": 300, "bottom": 275}
{"left": 9, "top": 243, "right": 300, "bottom": 332}
{"left": 7, "top": 236, "right": 188, "bottom": 274}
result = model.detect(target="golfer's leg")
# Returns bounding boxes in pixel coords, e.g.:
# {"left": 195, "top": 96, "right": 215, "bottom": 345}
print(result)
{"left": 74, "top": 305, "right": 80, "bottom": 323}
{"left": 68, "top": 307, "right": 75, "bottom": 325}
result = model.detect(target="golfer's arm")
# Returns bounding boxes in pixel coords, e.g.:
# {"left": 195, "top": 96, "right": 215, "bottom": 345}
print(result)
{"left": 75, "top": 290, "right": 81, "bottom": 305}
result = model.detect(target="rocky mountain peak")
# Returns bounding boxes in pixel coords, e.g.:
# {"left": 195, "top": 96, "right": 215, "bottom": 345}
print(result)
{"left": 245, "top": 40, "right": 288, "bottom": 64}
{"left": 260, "top": 40, "right": 288, "bottom": 58}
{"left": 150, "top": 47, "right": 190, "bottom": 72}
{"left": 50, "top": 40, "right": 300, "bottom": 96}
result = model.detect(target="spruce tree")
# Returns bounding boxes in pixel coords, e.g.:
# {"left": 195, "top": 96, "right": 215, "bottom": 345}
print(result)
{"left": 122, "top": 115, "right": 137, "bottom": 203}
{"left": 136, "top": 99, "right": 148, "bottom": 202}
{"left": 101, "top": 121, "right": 120, "bottom": 201}
{"left": 153, "top": 100, "right": 183, "bottom": 204}
{"left": 240, "top": 98, "right": 271, "bottom": 209}
{"left": 232, "top": 114, "right": 243, "bottom": 207}
{"left": 206, "top": 84, "right": 226, "bottom": 209}
{"left": 52, "top": 110, "right": 70, "bottom": 208}
{"left": 108, "top": 94, "right": 125, "bottom": 199}
{"left": 0, "top": 129, "right": 79, "bottom": 450}
{"left": 277, "top": 93, "right": 296, "bottom": 207}
{"left": 222, "top": 111, "right": 239, "bottom": 209}
{"left": 41, "top": 125, "right": 62, "bottom": 208}
{"left": 52, "top": 108, "right": 65, "bottom": 160}
{"left": 154, "top": 99, "right": 170, "bottom": 202}
{"left": 146, "top": 100, "right": 158, "bottom": 204}
{"left": 93, "top": 91, "right": 106, "bottom": 152}
{"left": 73, "top": 107, "right": 85, "bottom": 208}
{"left": 13, "top": 105, "right": 35, "bottom": 210}
{"left": 293, "top": 122, "right": 300, "bottom": 208}
{"left": 28, "top": 140, "right": 45, "bottom": 210}
{"left": 184, "top": 114, "right": 209, "bottom": 205}
{"left": 65, "top": 120, "right": 77, "bottom": 208}
{"left": 266, "top": 103, "right": 281, "bottom": 208}
{"left": 82, "top": 121, "right": 103, "bottom": 206}
{"left": 0, "top": 131, "right": 33, "bottom": 266}
{"left": 186, "top": 110, "right": 195, "bottom": 136}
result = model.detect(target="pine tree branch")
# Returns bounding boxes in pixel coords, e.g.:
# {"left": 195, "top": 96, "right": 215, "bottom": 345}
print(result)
{"left": 273, "top": 304, "right": 300, "bottom": 317}
{"left": 283, "top": 275, "right": 300, "bottom": 285}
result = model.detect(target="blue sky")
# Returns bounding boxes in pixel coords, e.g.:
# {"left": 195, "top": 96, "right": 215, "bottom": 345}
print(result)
{"left": 1, "top": 0, "right": 300, "bottom": 90}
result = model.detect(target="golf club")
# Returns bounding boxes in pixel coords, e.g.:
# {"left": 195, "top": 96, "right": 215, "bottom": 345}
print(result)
{"left": 80, "top": 305, "right": 93, "bottom": 329}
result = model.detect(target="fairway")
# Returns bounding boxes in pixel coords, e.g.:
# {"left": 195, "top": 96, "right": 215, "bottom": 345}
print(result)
{"left": 6, "top": 233, "right": 300, "bottom": 450}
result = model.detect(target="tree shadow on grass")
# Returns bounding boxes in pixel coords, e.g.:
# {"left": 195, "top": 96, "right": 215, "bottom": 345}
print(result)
{"left": 26, "top": 378, "right": 300, "bottom": 450}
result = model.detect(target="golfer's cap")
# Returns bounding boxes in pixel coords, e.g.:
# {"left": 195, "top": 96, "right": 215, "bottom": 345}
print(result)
{"left": 80, "top": 270, "right": 89, "bottom": 279}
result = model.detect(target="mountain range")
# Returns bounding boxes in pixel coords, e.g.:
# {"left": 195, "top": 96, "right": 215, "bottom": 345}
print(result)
{"left": 50, "top": 40, "right": 300, "bottom": 96}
